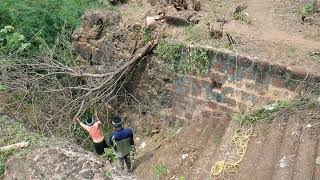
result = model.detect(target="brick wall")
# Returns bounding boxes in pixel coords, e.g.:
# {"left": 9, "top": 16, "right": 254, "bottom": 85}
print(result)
{"left": 166, "top": 46, "right": 320, "bottom": 123}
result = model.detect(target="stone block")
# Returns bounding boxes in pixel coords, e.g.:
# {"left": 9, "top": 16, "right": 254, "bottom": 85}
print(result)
{"left": 222, "top": 87, "right": 234, "bottom": 95}
{"left": 212, "top": 63, "right": 224, "bottom": 73}
{"left": 270, "top": 63, "right": 287, "bottom": 77}
{"left": 242, "top": 71, "right": 254, "bottom": 79}
{"left": 271, "top": 77, "right": 286, "bottom": 88}
{"left": 237, "top": 56, "right": 253, "bottom": 68}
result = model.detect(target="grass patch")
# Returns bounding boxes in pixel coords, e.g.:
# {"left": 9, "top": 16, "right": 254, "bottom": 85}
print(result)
{"left": 184, "top": 25, "right": 197, "bottom": 42}
{"left": 0, "top": 0, "right": 107, "bottom": 54}
{"left": 235, "top": 98, "right": 317, "bottom": 124}
{"left": 300, "top": 2, "right": 316, "bottom": 17}
{"left": 155, "top": 41, "right": 210, "bottom": 74}
{"left": 153, "top": 162, "right": 167, "bottom": 180}
{"left": 0, "top": 116, "right": 43, "bottom": 176}
{"left": 143, "top": 27, "right": 153, "bottom": 43}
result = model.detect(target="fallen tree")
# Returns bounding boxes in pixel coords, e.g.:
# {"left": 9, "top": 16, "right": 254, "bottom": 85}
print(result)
{"left": 0, "top": 39, "right": 157, "bottom": 135}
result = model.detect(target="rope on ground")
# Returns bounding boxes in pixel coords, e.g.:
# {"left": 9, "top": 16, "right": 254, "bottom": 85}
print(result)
{"left": 211, "top": 122, "right": 253, "bottom": 178}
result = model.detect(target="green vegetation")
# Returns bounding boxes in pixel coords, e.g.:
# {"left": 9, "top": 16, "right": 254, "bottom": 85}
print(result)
{"left": 233, "top": 12, "right": 251, "bottom": 24}
{"left": 143, "top": 27, "right": 153, "bottom": 43}
{"left": 184, "top": 25, "right": 197, "bottom": 41}
{"left": 155, "top": 41, "right": 210, "bottom": 74}
{"left": 300, "top": 2, "right": 316, "bottom": 17}
{"left": 153, "top": 162, "right": 167, "bottom": 180}
{"left": 102, "top": 148, "right": 117, "bottom": 163}
{"left": 235, "top": 98, "right": 317, "bottom": 124}
{"left": 0, "top": 116, "right": 43, "bottom": 176}
{"left": 0, "top": 0, "right": 107, "bottom": 54}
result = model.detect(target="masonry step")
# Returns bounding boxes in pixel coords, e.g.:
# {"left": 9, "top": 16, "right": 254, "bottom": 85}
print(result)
{"left": 271, "top": 116, "right": 302, "bottom": 180}
{"left": 253, "top": 118, "right": 289, "bottom": 180}
{"left": 292, "top": 121, "right": 319, "bottom": 180}
{"left": 201, "top": 119, "right": 240, "bottom": 179}
{"left": 236, "top": 122, "right": 271, "bottom": 180}
{"left": 192, "top": 117, "right": 231, "bottom": 179}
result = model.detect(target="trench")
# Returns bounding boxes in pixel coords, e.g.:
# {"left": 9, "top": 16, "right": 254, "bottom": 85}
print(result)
{"left": 131, "top": 42, "right": 320, "bottom": 179}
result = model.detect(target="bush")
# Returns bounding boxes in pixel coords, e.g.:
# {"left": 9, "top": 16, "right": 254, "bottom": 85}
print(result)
{"left": 0, "top": 0, "right": 105, "bottom": 53}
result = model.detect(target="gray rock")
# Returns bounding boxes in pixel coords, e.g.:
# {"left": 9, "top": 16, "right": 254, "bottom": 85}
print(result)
{"left": 4, "top": 141, "right": 136, "bottom": 180}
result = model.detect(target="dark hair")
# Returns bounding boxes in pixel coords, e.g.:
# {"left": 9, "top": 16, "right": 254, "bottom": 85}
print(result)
{"left": 111, "top": 116, "right": 122, "bottom": 128}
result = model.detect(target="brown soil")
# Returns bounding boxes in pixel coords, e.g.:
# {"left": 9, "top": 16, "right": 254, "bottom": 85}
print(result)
{"left": 131, "top": 99, "right": 320, "bottom": 179}
{"left": 118, "top": 0, "right": 320, "bottom": 74}
{"left": 110, "top": 1, "right": 320, "bottom": 179}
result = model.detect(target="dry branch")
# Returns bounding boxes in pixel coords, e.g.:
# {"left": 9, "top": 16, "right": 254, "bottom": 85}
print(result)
{"left": 0, "top": 142, "right": 29, "bottom": 152}
{"left": 0, "top": 40, "right": 158, "bottom": 134}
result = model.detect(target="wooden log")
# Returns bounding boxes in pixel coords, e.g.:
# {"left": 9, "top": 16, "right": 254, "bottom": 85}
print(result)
{"left": 0, "top": 142, "right": 29, "bottom": 152}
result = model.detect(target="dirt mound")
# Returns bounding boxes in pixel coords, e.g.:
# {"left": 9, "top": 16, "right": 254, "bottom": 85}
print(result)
{"left": 4, "top": 141, "right": 135, "bottom": 180}
{"left": 72, "top": 10, "right": 143, "bottom": 67}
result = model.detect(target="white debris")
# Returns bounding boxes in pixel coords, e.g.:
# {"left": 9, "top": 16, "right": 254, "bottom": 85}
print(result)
{"left": 306, "top": 124, "right": 312, "bottom": 128}
{"left": 135, "top": 137, "right": 140, "bottom": 141}
{"left": 181, "top": 154, "right": 189, "bottom": 160}
{"left": 264, "top": 102, "right": 278, "bottom": 111}
{"left": 316, "top": 156, "right": 320, "bottom": 165}
{"left": 176, "top": 127, "right": 183, "bottom": 134}
{"left": 257, "top": 141, "right": 261, "bottom": 144}
{"left": 317, "top": 96, "right": 320, "bottom": 104}
{"left": 139, "top": 142, "right": 146, "bottom": 149}
{"left": 279, "top": 156, "right": 288, "bottom": 168}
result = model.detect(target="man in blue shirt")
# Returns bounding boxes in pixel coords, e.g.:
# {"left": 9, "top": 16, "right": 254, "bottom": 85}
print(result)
{"left": 109, "top": 116, "right": 135, "bottom": 173}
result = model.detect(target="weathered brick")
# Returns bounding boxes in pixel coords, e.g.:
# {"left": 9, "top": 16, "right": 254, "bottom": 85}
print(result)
{"left": 270, "top": 63, "right": 287, "bottom": 77}
{"left": 244, "top": 82, "right": 256, "bottom": 91}
{"left": 184, "top": 112, "right": 193, "bottom": 120}
{"left": 242, "top": 71, "right": 254, "bottom": 79}
{"left": 201, "top": 111, "right": 212, "bottom": 118}
{"left": 227, "top": 67, "right": 236, "bottom": 75}
{"left": 212, "top": 63, "right": 224, "bottom": 73}
{"left": 288, "top": 66, "right": 309, "bottom": 80}
{"left": 207, "top": 101, "right": 218, "bottom": 110}
{"left": 219, "top": 105, "right": 235, "bottom": 113}
{"left": 241, "top": 91, "right": 256, "bottom": 102}
{"left": 211, "top": 72, "right": 228, "bottom": 84}
{"left": 271, "top": 77, "right": 285, "bottom": 88}
{"left": 190, "top": 79, "right": 202, "bottom": 96}
{"left": 237, "top": 56, "right": 253, "bottom": 68}
{"left": 222, "top": 87, "right": 234, "bottom": 95}
{"left": 224, "top": 97, "right": 237, "bottom": 107}
{"left": 212, "top": 111, "right": 225, "bottom": 117}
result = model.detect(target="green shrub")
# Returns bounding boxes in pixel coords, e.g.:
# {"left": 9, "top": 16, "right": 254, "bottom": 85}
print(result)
{"left": 102, "top": 148, "right": 117, "bottom": 163}
{"left": 300, "top": 3, "right": 316, "bottom": 17}
{"left": 0, "top": 25, "right": 30, "bottom": 54}
{"left": 153, "top": 162, "right": 167, "bottom": 180}
{"left": 0, "top": 0, "right": 105, "bottom": 53}
{"left": 155, "top": 41, "right": 209, "bottom": 74}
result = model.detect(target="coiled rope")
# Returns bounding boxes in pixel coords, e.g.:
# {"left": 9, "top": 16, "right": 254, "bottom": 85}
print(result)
{"left": 211, "top": 122, "right": 253, "bottom": 178}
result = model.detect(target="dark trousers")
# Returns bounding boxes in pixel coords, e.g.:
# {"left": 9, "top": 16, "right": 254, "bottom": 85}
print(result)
{"left": 118, "top": 154, "right": 131, "bottom": 173}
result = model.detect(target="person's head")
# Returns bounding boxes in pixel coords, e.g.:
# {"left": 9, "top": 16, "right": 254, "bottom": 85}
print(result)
{"left": 111, "top": 116, "right": 123, "bottom": 129}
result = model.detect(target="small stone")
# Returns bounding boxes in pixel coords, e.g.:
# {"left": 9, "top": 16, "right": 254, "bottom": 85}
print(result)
{"left": 279, "top": 156, "right": 287, "bottom": 168}
{"left": 316, "top": 156, "right": 320, "bottom": 165}
{"left": 181, "top": 154, "right": 189, "bottom": 160}
{"left": 139, "top": 142, "right": 146, "bottom": 149}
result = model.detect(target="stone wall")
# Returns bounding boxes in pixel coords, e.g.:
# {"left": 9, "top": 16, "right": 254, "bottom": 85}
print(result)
{"left": 165, "top": 45, "right": 320, "bottom": 123}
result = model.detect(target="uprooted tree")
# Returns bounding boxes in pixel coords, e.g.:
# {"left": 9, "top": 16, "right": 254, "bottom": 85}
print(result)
{"left": 0, "top": 11, "right": 159, "bottom": 138}
{"left": 0, "top": 40, "right": 157, "bottom": 132}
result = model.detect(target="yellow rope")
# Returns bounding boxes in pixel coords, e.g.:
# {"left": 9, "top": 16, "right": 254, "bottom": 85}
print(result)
{"left": 211, "top": 122, "right": 253, "bottom": 178}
